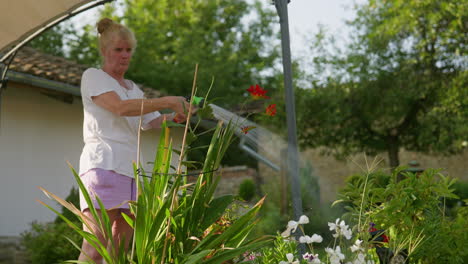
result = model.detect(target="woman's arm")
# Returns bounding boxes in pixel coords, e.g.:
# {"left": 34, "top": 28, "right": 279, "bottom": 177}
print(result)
{"left": 91, "top": 91, "right": 190, "bottom": 117}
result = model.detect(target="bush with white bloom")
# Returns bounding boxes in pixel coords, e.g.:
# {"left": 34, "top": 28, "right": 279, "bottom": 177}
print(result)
{"left": 275, "top": 215, "right": 376, "bottom": 264}
{"left": 248, "top": 214, "right": 377, "bottom": 264}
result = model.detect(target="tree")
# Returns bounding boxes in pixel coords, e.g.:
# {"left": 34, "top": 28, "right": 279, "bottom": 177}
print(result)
{"left": 66, "top": 0, "right": 280, "bottom": 107}
{"left": 294, "top": 0, "right": 467, "bottom": 168}
{"left": 27, "top": 24, "right": 69, "bottom": 57}
{"left": 125, "top": 0, "right": 280, "bottom": 106}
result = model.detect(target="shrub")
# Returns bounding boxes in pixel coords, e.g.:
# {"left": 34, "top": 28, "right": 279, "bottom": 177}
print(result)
{"left": 21, "top": 187, "right": 81, "bottom": 264}
{"left": 337, "top": 168, "right": 467, "bottom": 263}
{"left": 21, "top": 221, "right": 81, "bottom": 264}
{"left": 239, "top": 178, "right": 256, "bottom": 201}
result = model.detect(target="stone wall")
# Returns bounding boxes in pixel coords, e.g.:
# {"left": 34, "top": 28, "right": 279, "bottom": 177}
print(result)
{"left": 302, "top": 148, "right": 468, "bottom": 202}
{"left": 256, "top": 132, "right": 468, "bottom": 202}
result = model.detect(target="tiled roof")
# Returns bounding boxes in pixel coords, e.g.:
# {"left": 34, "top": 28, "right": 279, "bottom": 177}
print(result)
{"left": 8, "top": 47, "right": 162, "bottom": 98}
{"left": 9, "top": 47, "right": 87, "bottom": 86}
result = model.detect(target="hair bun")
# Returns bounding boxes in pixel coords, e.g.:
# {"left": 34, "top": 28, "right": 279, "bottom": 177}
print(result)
{"left": 97, "top": 18, "right": 114, "bottom": 34}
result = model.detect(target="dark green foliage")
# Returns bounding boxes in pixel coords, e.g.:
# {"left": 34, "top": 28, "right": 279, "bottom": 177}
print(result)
{"left": 27, "top": 24, "right": 67, "bottom": 57}
{"left": 445, "top": 180, "right": 468, "bottom": 216}
{"left": 337, "top": 169, "right": 468, "bottom": 263}
{"left": 238, "top": 179, "right": 256, "bottom": 201}
{"left": 21, "top": 221, "right": 81, "bottom": 264}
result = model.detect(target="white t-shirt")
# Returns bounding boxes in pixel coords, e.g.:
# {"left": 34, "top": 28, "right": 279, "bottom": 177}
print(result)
{"left": 79, "top": 68, "right": 160, "bottom": 177}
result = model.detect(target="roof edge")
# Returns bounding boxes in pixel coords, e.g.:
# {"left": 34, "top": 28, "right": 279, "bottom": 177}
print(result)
{"left": 7, "top": 70, "right": 80, "bottom": 96}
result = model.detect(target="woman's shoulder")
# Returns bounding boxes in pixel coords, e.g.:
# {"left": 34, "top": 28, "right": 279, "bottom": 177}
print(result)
{"left": 82, "top": 68, "right": 104, "bottom": 79}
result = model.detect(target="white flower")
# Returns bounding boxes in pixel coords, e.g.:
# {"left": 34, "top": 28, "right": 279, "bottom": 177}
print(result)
{"left": 299, "top": 234, "right": 323, "bottom": 244}
{"left": 328, "top": 218, "right": 340, "bottom": 232}
{"left": 311, "top": 234, "right": 323, "bottom": 243}
{"left": 328, "top": 218, "right": 353, "bottom": 240}
{"left": 325, "top": 246, "right": 345, "bottom": 264}
{"left": 350, "top": 239, "right": 363, "bottom": 252}
{"left": 281, "top": 220, "right": 298, "bottom": 237}
{"left": 298, "top": 215, "right": 310, "bottom": 224}
{"left": 279, "top": 253, "right": 299, "bottom": 264}
{"left": 342, "top": 227, "right": 353, "bottom": 240}
{"left": 281, "top": 216, "right": 309, "bottom": 237}
{"left": 288, "top": 220, "right": 299, "bottom": 231}
{"left": 303, "top": 252, "right": 321, "bottom": 263}
{"left": 299, "top": 235, "right": 309, "bottom": 243}
{"left": 349, "top": 253, "right": 367, "bottom": 264}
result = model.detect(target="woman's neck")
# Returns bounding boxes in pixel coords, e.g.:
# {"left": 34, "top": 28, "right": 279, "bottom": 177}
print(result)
{"left": 102, "top": 65, "right": 125, "bottom": 82}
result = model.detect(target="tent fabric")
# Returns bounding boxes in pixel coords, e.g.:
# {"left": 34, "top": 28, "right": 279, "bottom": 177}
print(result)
{"left": 0, "top": 0, "right": 92, "bottom": 55}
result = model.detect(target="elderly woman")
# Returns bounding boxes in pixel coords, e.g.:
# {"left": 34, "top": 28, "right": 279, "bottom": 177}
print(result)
{"left": 78, "top": 18, "right": 191, "bottom": 263}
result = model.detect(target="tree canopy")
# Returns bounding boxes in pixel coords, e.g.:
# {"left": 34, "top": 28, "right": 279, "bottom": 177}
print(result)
{"left": 62, "top": 0, "right": 279, "bottom": 107}
{"left": 291, "top": 0, "right": 467, "bottom": 167}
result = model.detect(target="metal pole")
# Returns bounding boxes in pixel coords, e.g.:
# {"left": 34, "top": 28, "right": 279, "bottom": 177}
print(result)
{"left": 273, "top": 0, "right": 304, "bottom": 252}
{"left": 0, "top": 51, "right": 17, "bottom": 133}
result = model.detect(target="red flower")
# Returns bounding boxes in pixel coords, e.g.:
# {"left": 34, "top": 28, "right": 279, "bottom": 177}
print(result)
{"left": 265, "top": 104, "right": 276, "bottom": 116}
{"left": 241, "top": 126, "right": 256, "bottom": 134}
{"left": 247, "top": 84, "right": 270, "bottom": 100}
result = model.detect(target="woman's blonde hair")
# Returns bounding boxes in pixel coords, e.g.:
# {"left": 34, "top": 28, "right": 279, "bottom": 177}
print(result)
{"left": 97, "top": 18, "right": 137, "bottom": 55}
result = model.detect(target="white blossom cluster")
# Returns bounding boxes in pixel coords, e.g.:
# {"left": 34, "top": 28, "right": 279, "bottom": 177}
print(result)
{"left": 279, "top": 215, "right": 375, "bottom": 264}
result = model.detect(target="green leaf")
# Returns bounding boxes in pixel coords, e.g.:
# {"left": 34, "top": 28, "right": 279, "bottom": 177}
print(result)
{"left": 200, "top": 195, "right": 234, "bottom": 231}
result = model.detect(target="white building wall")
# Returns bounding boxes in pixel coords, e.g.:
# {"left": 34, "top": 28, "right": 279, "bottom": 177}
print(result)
{"left": 0, "top": 83, "right": 182, "bottom": 236}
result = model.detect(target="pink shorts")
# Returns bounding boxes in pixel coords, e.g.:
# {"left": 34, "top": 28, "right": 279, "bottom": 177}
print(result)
{"left": 79, "top": 168, "right": 136, "bottom": 212}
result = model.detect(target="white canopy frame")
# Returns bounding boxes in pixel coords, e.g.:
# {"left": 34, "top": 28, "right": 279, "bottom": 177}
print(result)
{"left": 0, "top": 0, "right": 113, "bottom": 129}
{"left": 0, "top": 0, "right": 113, "bottom": 63}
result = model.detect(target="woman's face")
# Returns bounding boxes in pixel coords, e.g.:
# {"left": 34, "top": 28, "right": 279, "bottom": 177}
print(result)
{"left": 103, "top": 38, "right": 133, "bottom": 75}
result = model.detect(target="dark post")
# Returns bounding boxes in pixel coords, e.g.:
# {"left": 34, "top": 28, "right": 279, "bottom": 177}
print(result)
{"left": 273, "top": 0, "right": 305, "bottom": 254}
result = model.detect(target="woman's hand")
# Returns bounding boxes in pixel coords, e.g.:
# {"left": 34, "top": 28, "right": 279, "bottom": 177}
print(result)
{"left": 172, "top": 113, "right": 187, "bottom": 123}
{"left": 169, "top": 96, "right": 191, "bottom": 115}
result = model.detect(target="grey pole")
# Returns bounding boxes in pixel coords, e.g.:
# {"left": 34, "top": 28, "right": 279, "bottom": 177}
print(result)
{"left": 273, "top": 0, "right": 305, "bottom": 251}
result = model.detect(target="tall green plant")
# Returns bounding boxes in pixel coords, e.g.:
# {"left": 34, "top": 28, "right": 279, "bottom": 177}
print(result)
{"left": 39, "top": 120, "right": 269, "bottom": 263}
